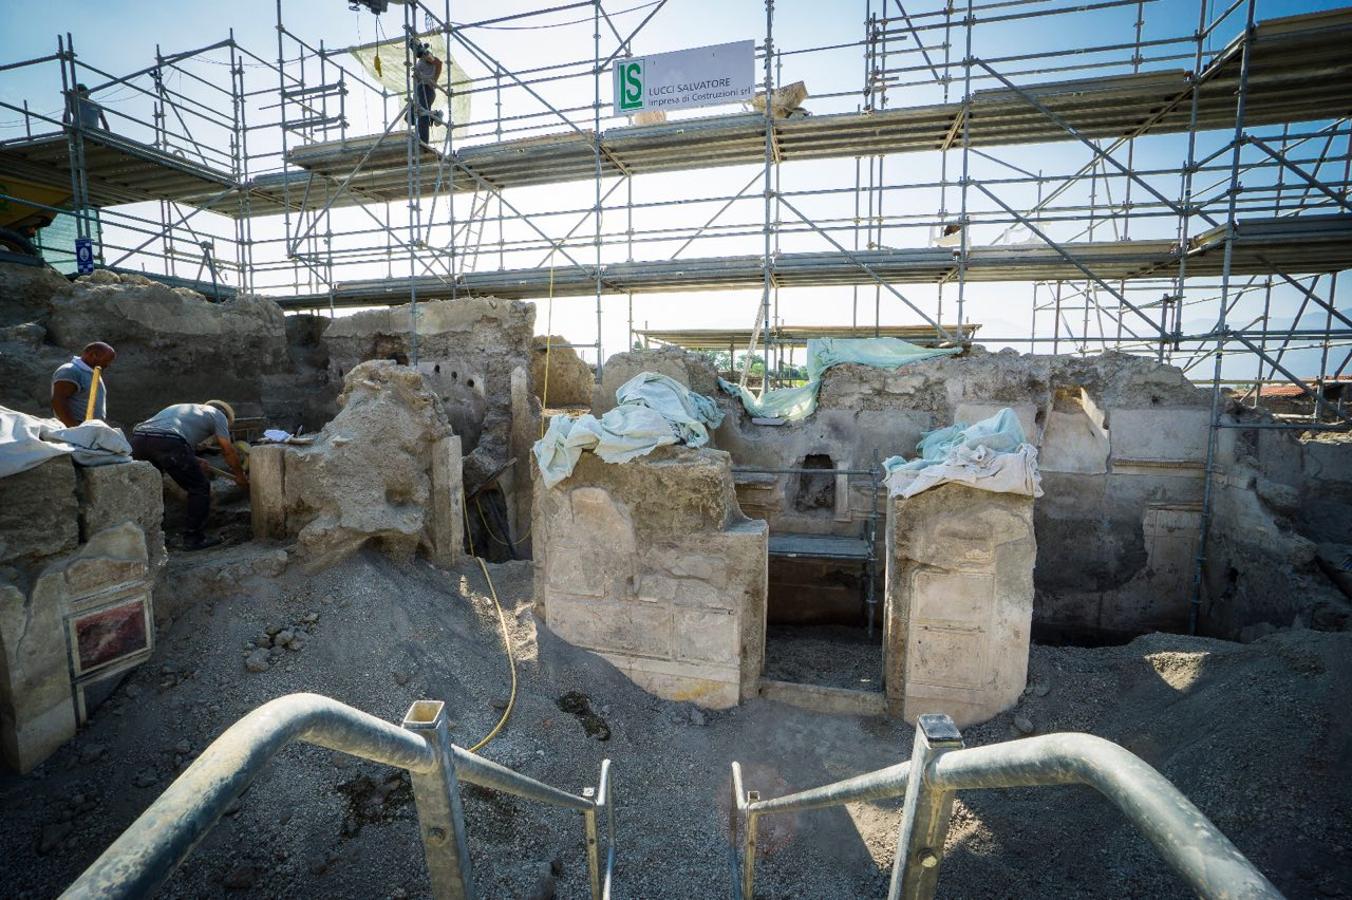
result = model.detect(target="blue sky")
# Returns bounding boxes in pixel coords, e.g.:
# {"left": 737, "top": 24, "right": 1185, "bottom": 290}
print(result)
{"left": 1, "top": 0, "right": 1346, "bottom": 381}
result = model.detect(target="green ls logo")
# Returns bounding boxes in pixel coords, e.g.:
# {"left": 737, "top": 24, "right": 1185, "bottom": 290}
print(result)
{"left": 617, "top": 60, "right": 644, "bottom": 111}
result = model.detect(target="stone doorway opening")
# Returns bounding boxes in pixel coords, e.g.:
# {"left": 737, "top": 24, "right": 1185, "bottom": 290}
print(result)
{"left": 761, "top": 555, "right": 883, "bottom": 695}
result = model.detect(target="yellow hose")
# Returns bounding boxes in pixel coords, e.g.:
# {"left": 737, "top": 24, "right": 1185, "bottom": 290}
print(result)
{"left": 83, "top": 366, "right": 102, "bottom": 422}
{"left": 540, "top": 265, "right": 555, "bottom": 438}
{"left": 461, "top": 488, "right": 518, "bottom": 753}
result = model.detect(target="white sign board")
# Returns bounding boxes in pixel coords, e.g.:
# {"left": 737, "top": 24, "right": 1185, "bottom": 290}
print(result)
{"left": 612, "top": 40, "right": 755, "bottom": 116}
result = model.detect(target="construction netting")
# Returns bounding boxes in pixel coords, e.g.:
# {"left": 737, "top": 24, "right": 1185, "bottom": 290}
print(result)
{"left": 350, "top": 32, "right": 471, "bottom": 138}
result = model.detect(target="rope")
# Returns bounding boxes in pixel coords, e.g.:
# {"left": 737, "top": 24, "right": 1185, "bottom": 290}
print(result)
{"left": 460, "top": 488, "right": 517, "bottom": 753}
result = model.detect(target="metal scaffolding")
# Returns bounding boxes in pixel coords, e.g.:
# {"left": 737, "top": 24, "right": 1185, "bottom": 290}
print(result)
{"left": 1, "top": 0, "right": 1349, "bottom": 629}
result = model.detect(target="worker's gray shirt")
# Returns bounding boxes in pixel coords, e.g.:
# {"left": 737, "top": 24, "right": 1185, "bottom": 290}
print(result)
{"left": 52, "top": 358, "right": 106, "bottom": 423}
{"left": 134, "top": 404, "right": 230, "bottom": 448}
{"left": 414, "top": 57, "right": 438, "bottom": 87}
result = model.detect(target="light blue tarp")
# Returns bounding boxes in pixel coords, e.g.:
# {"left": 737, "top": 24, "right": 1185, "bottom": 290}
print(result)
{"left": 882, "top": 407, "right": 1044, "bottom": 499}
{"left": 533, "top": 372, "right": 724, "bottom": 489}
{"left": 883, "top": 407, "right": 1028, "bottom": 474}
{"left": 719, "top": 337, "right": 960, "bottom": 421}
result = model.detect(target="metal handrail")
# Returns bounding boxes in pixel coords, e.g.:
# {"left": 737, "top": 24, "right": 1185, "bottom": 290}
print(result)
{"left": 730, "top": 714, "right": 1281, "bottom": 900}
{"left": 60, "top": 693, "right": 616, "bottom": 900}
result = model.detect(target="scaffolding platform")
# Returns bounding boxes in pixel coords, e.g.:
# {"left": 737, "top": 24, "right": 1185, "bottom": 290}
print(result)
{"left": 271, "top": 7, "right": 1352, "bottom": 209}
{"left": 274, "top": 214, "right": 1352, "bottom": 309}
{"left": 0, "top": 129, "right": 240, "bottom": 211}
{"left": 636, "top": 324, "right": 980, "bottom": 350}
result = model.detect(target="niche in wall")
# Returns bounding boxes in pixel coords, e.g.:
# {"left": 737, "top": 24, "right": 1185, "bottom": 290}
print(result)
{"left": 794, "top": 454, "right": 836, "bottom": 513}
{"left": 1040, "top": 387, "right": 1110, "bottom": 474}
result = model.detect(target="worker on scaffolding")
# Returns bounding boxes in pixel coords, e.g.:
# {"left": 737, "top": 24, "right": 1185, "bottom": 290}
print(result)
{"left": 130, "top": 400, "right": 248, "bottom": 551}
{"left": 50, "top": 341, "right": 116, "bottom": 427}
{"left": 409, "top": 39, "right": 443, "bottom": 144}
{"left": 63, "top": 83, "right": 109, "bottom": 131}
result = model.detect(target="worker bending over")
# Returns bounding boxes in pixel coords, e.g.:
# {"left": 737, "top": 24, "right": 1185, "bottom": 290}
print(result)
{"left": 131, "top": 400, "right": 248, "bottom": 551}
{"left": 51, "top": 341, "right": 116, "bottom": 426}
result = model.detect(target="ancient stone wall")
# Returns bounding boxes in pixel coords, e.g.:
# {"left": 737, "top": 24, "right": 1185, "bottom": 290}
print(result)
{"left": 1201, "top": 414, "right": 1352, "bottom": 637}
{"left": 591, "top": 346, "right": 719, "bottom": 415}
{"left": 249, "top": 361, "right": 462, "bottom": 571}
{"left": 533, "top": 445, "right": 767, "bottom": 708}
{"left": 0, "top": 265, "right": 334, "bottom": 432}
{"left": 883, "top": 484, "right": 1035, "bottom": 726}
{"left": 715, "top": 348, "right": 1213, "bottom": 641}
{"left": 0, "top": 458, "right": 163, "bottom": 772}
{"left": 321, "top": 298, "right": 536, "bottom": 546}
{"left": 531, "top": 335, "right": 594, "bottom": 407}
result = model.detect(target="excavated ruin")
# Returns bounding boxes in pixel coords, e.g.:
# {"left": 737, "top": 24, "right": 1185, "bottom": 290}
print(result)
{"left": 2, "top": 266, "right": 1351, "bottom": 899}
{"left": 249, "top": 361, "right": 463, "bottom": 570}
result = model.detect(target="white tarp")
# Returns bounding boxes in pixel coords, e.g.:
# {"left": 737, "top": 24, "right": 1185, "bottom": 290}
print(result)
{"left": 533, "top": 372, "right": 724, "bottom": 489}
{"left": 883, "top": 407, "right": 1044, "bottom": 500}
{"left": 350, "top": 32, "right": 470, "bottom": 138}
{"left": 0, "top": 405, "right": 132, "bottom": 478}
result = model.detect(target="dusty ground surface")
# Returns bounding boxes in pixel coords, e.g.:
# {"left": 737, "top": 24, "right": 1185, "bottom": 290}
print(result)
{"left": 3, "top": 545, "right": 1350, "bottom": 899}
{"left": 763, "top": 624, "right": 883, "bottom": 692}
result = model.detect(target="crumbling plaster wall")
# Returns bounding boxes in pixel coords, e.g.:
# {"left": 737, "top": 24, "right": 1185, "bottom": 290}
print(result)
{"left": 321, "top": 298, "right": 537, "bottom": 542}
{"left": 713, "top": 347, "right": 1215, "bottom": 641}
{"left": 532, "top": 335, "right": 594, "bottom": 407}
{"left": 0, "top": 265, "right": 334, "bottom": 431}
{"left": 533, "top": 445, "right": 768, "bottom": 708}
{"left": 250, "top": 361, "right": 462, "bottom": 570}
{"left": 1202, "top": 413, "right": 1352, "bottom": 637}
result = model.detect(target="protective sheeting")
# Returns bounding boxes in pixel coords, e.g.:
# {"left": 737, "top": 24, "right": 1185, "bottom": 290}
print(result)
{"left": 719, "top": 337, "right": 960, "bottom": 421}
{"left": 533, "top": 372, "right": 724, "bottom": 489}
{"left": 883, "top": 407, "right": 1044, "bottom": 499}
{"left": 350, "top": 32, "right": 471, "bottom": 138}
{"left": 0, "top": 405, "right": 132, "bottom": 478}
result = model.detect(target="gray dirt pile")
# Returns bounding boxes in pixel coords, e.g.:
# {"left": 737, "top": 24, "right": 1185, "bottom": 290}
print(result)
{"left": 1, "top": 546, "right": 1348, "bottom": 899}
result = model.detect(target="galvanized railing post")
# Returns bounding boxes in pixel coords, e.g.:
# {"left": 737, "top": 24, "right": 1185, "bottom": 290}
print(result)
{"left": 402, "top": 700, "right": 476, "bottom": 900}
{"left": 583, "top": 786, "right": 601, "bottom": 898}
{"left": 889, "top": 714, "right": 964, "bottom": 900}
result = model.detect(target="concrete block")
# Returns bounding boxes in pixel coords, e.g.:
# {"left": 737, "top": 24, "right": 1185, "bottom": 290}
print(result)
{"left": 0, "top": 577, "right": 75, "bottom": 773}
{"left": 0, "top": 457, "right": 78, "bottom": 566}
{"left": 535, "top": 447, "right": 768, "bottom": 708}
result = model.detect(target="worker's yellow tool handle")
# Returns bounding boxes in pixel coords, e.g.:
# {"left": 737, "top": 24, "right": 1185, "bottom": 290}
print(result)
{"left": 83, "top": 366, "right": 102, "bottom": 422}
